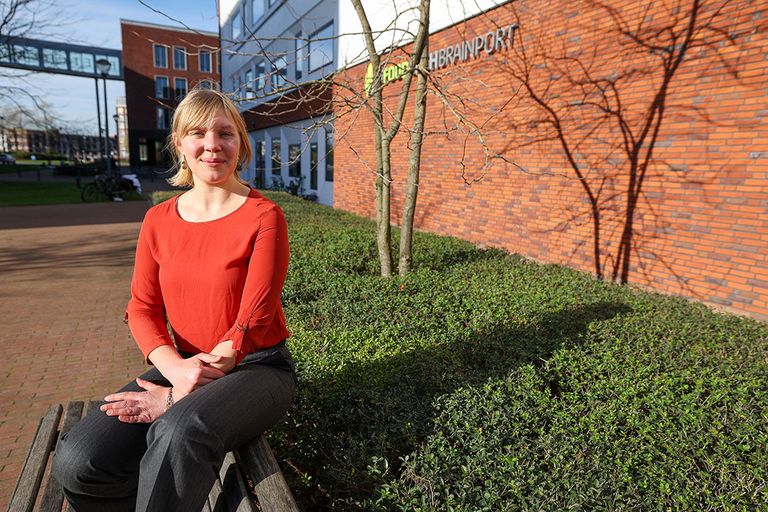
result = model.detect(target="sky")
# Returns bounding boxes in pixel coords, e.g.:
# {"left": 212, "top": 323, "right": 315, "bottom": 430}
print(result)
{"left": 4, "top": 0, "right": 219, "bottom": 135}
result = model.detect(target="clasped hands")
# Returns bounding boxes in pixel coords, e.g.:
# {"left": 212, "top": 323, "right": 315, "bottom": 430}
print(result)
{"left": 101, "top": 352, "right": 232, "bottom": 423}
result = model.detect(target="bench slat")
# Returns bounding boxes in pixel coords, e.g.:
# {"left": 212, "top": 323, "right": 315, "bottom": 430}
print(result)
{"left": 8, "top": 405, "right": 63, "bottom": 512}
{"left": 219, "top": 452, "right": 255, "bottom": 512}
{"left": 235, "top": 436, "right": 299, "bottom": 512}
{"left": 38, "top": 401, "right": 85, "bottom": 512}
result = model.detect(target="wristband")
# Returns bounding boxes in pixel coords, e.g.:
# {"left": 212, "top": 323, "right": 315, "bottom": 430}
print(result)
{"left": 166, "top": 388, "right": 174, "bottom": 411}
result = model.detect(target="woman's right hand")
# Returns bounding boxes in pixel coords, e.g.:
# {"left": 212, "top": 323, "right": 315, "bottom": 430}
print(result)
{"left": 165, "top": 353, "right": 227, "bottom": 395}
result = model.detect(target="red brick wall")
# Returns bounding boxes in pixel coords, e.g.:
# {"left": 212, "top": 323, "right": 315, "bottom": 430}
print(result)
{"left": 333, "top": 0, "right": 768, "bottom": 321}
{"left": 121, "top": 22, "right": 220, "bottom": 130}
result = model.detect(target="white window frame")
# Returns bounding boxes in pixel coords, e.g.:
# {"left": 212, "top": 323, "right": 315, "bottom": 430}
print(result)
{"left": 252, "top": 0, "right": 264, "bottom": 23}
{"left": 173, "top": 46, "right": 187, "bottom": 70}
{"left": 154, "top": 75, "right": 169, "bottom": 99}
{"left": 308, "top": 22, "right": 333, "bottom": 73}
{"left": 174, "top": 77, "right": 188, "bottom": 100}
{"left": 153, "top": 44, "right": 168, "bottom": 68}
{"left": 199, "top": 49, "right": 212, "bottom": 73}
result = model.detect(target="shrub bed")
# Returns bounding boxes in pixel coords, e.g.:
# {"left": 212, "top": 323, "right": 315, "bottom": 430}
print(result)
{"left": 263, "top": 191, "right": 768, "bottom": 511}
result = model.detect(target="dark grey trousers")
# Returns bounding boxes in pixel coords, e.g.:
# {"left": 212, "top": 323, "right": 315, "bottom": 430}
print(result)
{"left": 51, "top": 343, "right": 296, "bottom": 512}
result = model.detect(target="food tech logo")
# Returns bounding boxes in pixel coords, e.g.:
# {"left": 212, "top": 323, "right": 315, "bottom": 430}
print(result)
{"left": 364, "top": 23, "right": 518, "bottom": 96}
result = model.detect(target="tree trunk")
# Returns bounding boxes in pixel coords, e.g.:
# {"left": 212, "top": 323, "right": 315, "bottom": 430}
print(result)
{"left": 399, "top": 18, "right": 430, "bottom": 276}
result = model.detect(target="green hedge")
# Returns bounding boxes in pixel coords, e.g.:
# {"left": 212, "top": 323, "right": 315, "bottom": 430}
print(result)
{"left": 261, "top": 192, "right": 768, "bottom": 511}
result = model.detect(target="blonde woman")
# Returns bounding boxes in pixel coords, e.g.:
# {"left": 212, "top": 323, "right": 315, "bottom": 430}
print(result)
{"left": 52, "top": 88, "right": 295, "bottom": 512}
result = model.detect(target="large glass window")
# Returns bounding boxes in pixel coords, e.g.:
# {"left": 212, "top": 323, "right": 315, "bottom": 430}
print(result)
{"left": 295, "top": 33, "right": 303, "bottom": 80}
{"left": 271, "top": 56, "right": 287, "bottom": 91}
{"left": 308, "top": 23, "right": 333, "bottom": 72}
{"left": 255, "top": 61, "right": 266, "bottom": 93}
{"left": 252, "top": 0, "right": 264, "bottom": 23}
{"left": 271, "top": 139, "right": 281, "bottom": 174}
{"left": 94, "top": 55, "right": 120, "bottom": 76}
{"left": 325, "top": 128, "right": 334, "bottom": 182}
{"left": 173, "top": 47, "right": 187, "bottom": 70}
{"left": 70, "top": 52, "right": 93, "bottom": 73}
{"left": 175, "top": 77, "right": 187, "bottom": 100}
{"left": 13, "top": 45, "right": 39, "bottom": 66}
{"left": 254, "top": 140, "right": 265, "bottom": 188}
{"left": 139, "top": 142, "right": 148, "bottom": 162}
{"left": 153, "top": 44, "right": 167, "bottom": 68}
{"left": 42, "top": 48, "right": 67, "bottom": 70}
{"left": 245, "top": 69, "right": 254, "bottom": 93}
{"left": 199, "top": 50, "right": 212, "bottom": 73}
{"left": 309, "top": 142, "right": 318, "bottom": 190}
{"left": 232, "top": 9, "right": 243, "bottom": 39}
{"left": 155, "top": 76, "right": 169, "bottom": 99}
{"left": 288, "top": 144, "right": 300, "bottom": 178}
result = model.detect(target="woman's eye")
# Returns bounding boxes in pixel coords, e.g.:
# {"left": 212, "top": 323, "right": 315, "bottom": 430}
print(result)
{"left": 188, "top": 130, "right": 204, "bottom": 136}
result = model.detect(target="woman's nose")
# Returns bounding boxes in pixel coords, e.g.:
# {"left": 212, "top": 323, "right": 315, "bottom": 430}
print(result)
{"left": 203, "top": 133, "right": 221, "bottom": 151}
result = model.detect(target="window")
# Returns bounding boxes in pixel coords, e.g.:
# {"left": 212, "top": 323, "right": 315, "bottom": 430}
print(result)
{"left": 325, "top": 129, "right": 334, "bottom": 182}
{"left": 153, "top": 44, "right": 168, "bottom": 68}
{"left": 252, "top": 0, "right": 264, "bottom": 23}
{"left": 271, "top": 56, "right": 287, "bottom": 91}
{"left": 245, "top": 69, "right": 254, "bottom": 93}
{"left": 139, "top": 142, "right": 148, "bottom": 162}
{"left": 155, "top": 76, "right": 169, "bottom": 99}
{"left": 232, "top": 9, "right": 243, "bottom": 39}
{"left": 156, "top": 106, "right": 170, "bottom": 129}
{"left": 288, "top": 144, "right": 300, "bottom": 178}
{"left": 199, "top": 50, "right": 212, "bottom": 73}
{"left": 295, "top": 33, "right": 303, "bottom": 80}
{"left": 175, "top": 78, "right": 188, "bottom": 100}
{"left": 173, "top": 47, "right": 187, "bottom": 70}
{"left": 271, "top": 139, "right": 281, "bottom": 174}
{"left": 94, "top": 55, "right": 120, "bottom": 76}
{"left": 255, "top": 61, "right": 266, "bottom": 93}
{"left": 309, "top": 142, "right": 318, "bottom": 190}
{"left": 268, "top": 0, "right": 278, "bottom": 6}
{"left": 13, "top": 45, "right": 39, "bottom": 66}
{"left": 42, "top": 48, "right": 67, "bottom": 70}
{"left": 70, "top": 52, "right": 93, "bottom": 73}
{"left": 254, "top": 140, "right": 265, "bottom": 187}
{"left": 308, "top": 23, "right": 333, "bottom": 72}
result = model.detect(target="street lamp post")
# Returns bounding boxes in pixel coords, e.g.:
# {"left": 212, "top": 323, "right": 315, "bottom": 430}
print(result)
{"left": 112, "top": 113, "right": 120, "bottom": 169}
{"left": 96, "top": 58, "right": 112, "bottom": 175}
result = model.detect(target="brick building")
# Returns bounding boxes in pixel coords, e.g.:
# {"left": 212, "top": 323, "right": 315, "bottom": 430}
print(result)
{"left": 120, "top": 20, "right": 219, "bottom": 169}
{"left": 332, "top": 0, "right": 768, "bottom": 321}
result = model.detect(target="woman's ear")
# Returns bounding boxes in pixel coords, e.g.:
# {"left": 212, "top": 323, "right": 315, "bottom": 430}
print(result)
{"left": 172, "top": 133, "right": 181, "bottom": 151}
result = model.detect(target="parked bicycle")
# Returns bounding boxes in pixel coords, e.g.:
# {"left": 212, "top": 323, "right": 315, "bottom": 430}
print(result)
{"left": 81, "top": 174, "right": 138, "bottom": 202}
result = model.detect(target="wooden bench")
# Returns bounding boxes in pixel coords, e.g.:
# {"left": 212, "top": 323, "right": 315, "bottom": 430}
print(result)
{"left": 8, "top": 401, "right": 299, "bottom": 512}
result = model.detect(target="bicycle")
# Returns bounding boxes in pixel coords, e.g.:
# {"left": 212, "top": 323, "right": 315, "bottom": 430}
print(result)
{"left": 81, "top": 174, "right": 137, "bottom": 202}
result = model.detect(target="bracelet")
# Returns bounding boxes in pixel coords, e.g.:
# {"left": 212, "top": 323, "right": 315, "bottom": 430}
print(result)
{"left": 166, "top": 388, "right": 174, "bottom": 411}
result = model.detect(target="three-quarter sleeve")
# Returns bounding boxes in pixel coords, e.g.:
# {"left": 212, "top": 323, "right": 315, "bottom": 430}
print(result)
{"left": 218, "top": 204, "right": 290, "bottom": 356}
{"left": 125, "top": 213, "right": 174, "bottom": 360}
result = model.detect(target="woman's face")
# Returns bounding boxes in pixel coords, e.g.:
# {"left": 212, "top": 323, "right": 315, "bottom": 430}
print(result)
{"left": 176, "top": 110, "right": 241, "bottom": 186}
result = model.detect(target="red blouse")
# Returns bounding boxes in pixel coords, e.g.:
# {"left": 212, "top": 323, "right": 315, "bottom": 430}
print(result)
{"left": 125, "top": 188, "right": 290, "bottom": 363}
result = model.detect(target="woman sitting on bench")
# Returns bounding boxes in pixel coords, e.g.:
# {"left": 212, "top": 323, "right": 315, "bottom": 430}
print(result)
{"left": 52, "top": 87, "right": 296, "bottom": 512}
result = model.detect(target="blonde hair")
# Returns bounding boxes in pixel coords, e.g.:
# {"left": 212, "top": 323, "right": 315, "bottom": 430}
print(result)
{"left": 166, "top": 87, "right": 252, "bottom": 188}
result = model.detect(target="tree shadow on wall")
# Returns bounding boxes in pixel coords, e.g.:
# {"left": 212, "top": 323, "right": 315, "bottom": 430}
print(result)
{"left": 279, "top": 300, "right": 631, "bottom": 510}
{"left": 446, "top": 0, "right": 759, "bottom": 290}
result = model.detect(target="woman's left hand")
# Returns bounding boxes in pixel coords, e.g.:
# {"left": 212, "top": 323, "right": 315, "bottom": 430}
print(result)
{"left": 101, "top": 378, "right": 174, "bottom": 423}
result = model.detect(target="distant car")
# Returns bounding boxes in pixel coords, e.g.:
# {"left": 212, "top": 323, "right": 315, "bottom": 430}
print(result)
{"left": 0, "top": 153, "right": 16, "bottom": 164}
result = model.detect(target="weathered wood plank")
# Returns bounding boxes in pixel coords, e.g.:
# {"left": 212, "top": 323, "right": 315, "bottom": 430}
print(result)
{"left": 7, "top": 405, "right": 63, "bottom": 512}
{"left": 38, "top": 401, "right": 85, "bottom": 512}
{"left": 220, "top": 452, "right": 255, "bottom": 512}
{"left": 235, "top": 435, "right": 298, "bottom": 512}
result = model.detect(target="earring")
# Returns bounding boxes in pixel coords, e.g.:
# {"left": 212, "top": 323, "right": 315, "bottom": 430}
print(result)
{"left": 180, "top": 157, "right": 187, "bottom": 170}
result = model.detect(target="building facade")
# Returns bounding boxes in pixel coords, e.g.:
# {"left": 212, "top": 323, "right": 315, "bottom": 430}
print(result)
{"left": 332, "top": 0, "right": 768, "bottom": 321}
{"left": 0, "top": 127, "right": 104, "bottom": 160}
{"left": 120, "top": 19, "right": 219, "bottom": 170}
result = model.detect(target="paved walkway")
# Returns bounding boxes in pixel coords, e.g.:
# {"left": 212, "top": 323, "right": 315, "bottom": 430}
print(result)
{"left": 0, "top": 200, "right": 152, "bottom": 509}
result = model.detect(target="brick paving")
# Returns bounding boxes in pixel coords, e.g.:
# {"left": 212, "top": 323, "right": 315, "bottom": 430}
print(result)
{"left": 0, "top": 200, "right": 153, "bottom": 509}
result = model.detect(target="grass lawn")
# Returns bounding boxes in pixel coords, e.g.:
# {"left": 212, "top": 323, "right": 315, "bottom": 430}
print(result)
{"left": 260, "top": 191, "right": 768, "bottom": 511}
{"left": 0, "top": 181, "right": 84, "bottom": 206}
